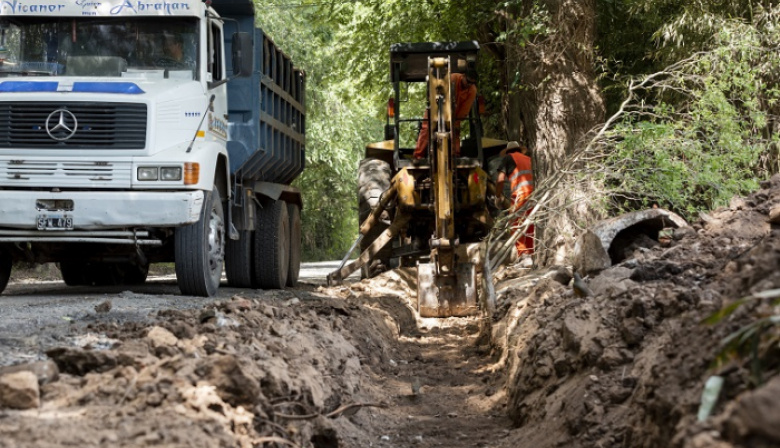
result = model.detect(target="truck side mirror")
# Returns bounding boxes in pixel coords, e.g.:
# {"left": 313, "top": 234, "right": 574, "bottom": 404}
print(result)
{"left": 232, "top": 32, "right": 253, "bottom": 77}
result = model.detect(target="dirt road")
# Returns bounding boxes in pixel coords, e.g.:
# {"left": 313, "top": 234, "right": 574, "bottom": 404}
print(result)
{"left": 0, "top": 263, "right": 512, "bottom": 448}
{"left": 0, "top": 261, "right": 356, "bottom": 364}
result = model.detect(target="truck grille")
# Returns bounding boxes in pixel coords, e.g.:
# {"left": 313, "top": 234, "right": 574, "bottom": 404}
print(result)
{"left": 0, "top": 102, "right": 147, "bottom": 149}
{"left": 0, "top": 160, "right": 132, "bottom": 188}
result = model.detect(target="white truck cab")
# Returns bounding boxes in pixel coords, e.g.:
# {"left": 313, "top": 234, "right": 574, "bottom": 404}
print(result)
{"left": 0, "top": 0, "right": 304, "bottom": 296}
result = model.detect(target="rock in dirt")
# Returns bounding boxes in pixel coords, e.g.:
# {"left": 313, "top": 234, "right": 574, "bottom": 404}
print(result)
{"left": 589, "top": 266, "right": 637, "bottom": 298}
{"left": 46, "top": 347, "right": 118, "bottom": 376}
{"left": 201, "top": 355, "right": 262, "bottom": 407}
{"left": 0, "top": 371, "right": 40, "bottom": 409}
{"left": 723, "top": 375, "right": 780, "bottom": 442}
{"left": 146, "top": 326, "right": 179, "bottom": 348}
{"left": 94, "top": 300, "right": 112, "bottom": 314}
{"left": 769, "top": 205, "right": 780, "bottom": 224}
{"left": 0, "top": 360, "right": 59, "bottom": 385}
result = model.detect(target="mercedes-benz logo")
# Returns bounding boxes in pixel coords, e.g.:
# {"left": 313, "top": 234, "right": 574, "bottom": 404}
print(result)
{"left": 45, "top": 109, "right": 78, "bottom": 141}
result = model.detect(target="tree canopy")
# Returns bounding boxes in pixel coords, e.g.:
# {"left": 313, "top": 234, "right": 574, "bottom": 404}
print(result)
{"left": 252, "top": 0, "right": 780, "bottom": 261}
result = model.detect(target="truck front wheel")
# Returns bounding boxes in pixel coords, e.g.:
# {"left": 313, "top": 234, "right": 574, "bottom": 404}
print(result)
{"left": 175, "top": 187, "right": 225, "bottom": 297}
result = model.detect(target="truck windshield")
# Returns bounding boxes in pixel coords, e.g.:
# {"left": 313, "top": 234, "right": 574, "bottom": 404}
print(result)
{"left": 0, "top": 17, "right": 198, "bottom": 80}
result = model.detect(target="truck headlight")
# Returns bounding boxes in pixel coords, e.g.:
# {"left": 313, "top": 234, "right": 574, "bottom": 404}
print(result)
{"left": 160, "top": 167, "right": 183, "bottom": 181}
{"left": 138, "top": 167, "right": 159, "bottom": 181}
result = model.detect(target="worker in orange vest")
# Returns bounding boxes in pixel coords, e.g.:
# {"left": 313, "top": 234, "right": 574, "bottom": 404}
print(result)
{"left": 495, "top": 141, "right": 534, "bottom": 256}
{"left": 413, "top": 69, "right": 478, "bottom": 159}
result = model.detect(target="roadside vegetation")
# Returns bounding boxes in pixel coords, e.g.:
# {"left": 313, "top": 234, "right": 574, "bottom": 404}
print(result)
{"left": 252, "top": 0, "right": 780, "bottom": 261}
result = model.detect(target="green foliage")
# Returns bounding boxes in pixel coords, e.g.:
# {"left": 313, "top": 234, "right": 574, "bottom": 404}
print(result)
{"left": 704, "top": 289, "right": 780, "bottom": 385}
{"left": 603, "top": 10, "right": 780, "bottom": 219}
{"left": 248, "top": 0, "right": 780, "bottom": 260}
{"left": 254, "top": 0, "right": 382, "bottom": 260}
{"left": 596, "top": 0, "right": 778, "bottom": 115}
{"left": 252, "top": 0, "right": 511, "bottom": 260}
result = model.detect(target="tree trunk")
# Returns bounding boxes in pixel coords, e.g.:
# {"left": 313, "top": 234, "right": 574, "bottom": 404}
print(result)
{"left": 508, "top": 0, "right": 605, "bottom": 266}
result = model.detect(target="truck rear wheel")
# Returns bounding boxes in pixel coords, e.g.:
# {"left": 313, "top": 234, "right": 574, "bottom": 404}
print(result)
{"left": 254, "top": 199, "right": 289, "bottom": 289}
{"left": 225, "top": 229, "right": 255, "bottom": 288}
{"left": 175, "top": 187, "right": 225, "bottom": 297}
{"left": 286, "top": 203, "right": 301, "bottom": 287}
{"left": 357, "top": 158, "right": 393, "bottom": 278}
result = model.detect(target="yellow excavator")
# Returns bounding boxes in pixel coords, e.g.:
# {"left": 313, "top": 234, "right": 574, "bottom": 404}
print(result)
{"left": 327, "top": 41, "right": 507, "bottom": 317}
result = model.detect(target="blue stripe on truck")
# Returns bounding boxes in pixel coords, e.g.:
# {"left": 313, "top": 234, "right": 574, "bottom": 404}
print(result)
{"left": 72, "top": 82, "right": 145, "bottom": 94}
{"left": 0, "top": 81, "right": 59, "bottom": 92}
{"left": 0, "top": 81, "right": 144, "bottom": 94}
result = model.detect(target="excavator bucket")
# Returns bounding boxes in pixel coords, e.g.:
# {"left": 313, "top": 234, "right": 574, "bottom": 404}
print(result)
{"left": 417, "top": 262, "right": 478, "bottom": 317}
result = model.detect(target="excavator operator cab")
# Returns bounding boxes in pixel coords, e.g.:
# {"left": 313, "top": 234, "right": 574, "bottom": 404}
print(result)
{"left": 386, "top": 41, "right": 484, "bottom": 170}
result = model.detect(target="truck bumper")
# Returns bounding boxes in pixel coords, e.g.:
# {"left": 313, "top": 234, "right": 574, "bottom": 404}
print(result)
{"left": 0, "top": 190, "right": 204, "bottom": 230}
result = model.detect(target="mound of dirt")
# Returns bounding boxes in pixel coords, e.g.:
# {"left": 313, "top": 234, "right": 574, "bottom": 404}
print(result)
{"left": 0, "top": 291, "right": 395, "bottom": 447}
{"left": 491, "top": 174, "right": 780, "bottom": 448}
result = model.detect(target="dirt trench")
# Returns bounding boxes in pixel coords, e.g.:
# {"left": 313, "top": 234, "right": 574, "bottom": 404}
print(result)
{"left": 0, "top": 270, "right": 513, "bottom": 448}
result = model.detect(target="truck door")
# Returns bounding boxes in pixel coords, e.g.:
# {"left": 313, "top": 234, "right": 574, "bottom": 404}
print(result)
{"left": 206, "top": 18, "right": 228, "bottom": 143}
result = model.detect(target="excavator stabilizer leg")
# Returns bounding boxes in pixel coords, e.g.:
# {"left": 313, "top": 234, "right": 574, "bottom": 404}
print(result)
{"left": 417, "top": 262, "right": 478, "bottom": 317}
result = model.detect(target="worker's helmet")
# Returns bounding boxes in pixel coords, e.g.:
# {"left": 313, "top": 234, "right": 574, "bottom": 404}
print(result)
{"left": 501, "top": 141, "right": 529, "bottom": 156}
{"left": 506, "top": 141, "right": 521, "bottom": 152}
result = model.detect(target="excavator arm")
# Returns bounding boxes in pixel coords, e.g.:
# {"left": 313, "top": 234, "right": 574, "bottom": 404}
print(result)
{"left": 329, "top": 43, "right": 486, "bottom": 318}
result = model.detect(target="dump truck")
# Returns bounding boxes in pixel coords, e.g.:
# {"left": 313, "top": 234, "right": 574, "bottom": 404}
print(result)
{"left": 0, "top": 0, "right": 304, "bottom": 296}
{"left": 328, "top": 42, "right": 507, "bottom": 317}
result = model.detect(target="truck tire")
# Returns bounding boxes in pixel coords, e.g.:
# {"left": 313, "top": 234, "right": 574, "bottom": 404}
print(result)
{"left": 175, "top": 187, "right": 225, "bottom": 297}
{"left": 225, "top": 229, "right": 255, "bottom": 288}
{"left": 0, "top": 249, "right": 11, "bottom": 294}
{"left": 357, "top": 158, "right": 393, "bottom": 278}
{"left": 225, "top": 199, "right": 256, "bottom": 288}
{"left": 254, "top": 199, "right": 289, "bottom": 289}
{"left": 286, "top": 203, "right": 301, "bottom": 287}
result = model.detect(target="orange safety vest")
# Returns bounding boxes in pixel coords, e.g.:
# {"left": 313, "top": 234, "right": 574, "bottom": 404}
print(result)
{"left": 509, "top": 152, "right": 533, "bottom": 207}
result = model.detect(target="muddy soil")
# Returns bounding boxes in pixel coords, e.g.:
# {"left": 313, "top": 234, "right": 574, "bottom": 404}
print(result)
{"left": 0, "top": 267, "right": 511, "bottom": 447}
{"left": 492, "top": 175, "right": 780, "bottom": 448}
{"left": 1, "top": 177, "right": 780, "bottom": 448}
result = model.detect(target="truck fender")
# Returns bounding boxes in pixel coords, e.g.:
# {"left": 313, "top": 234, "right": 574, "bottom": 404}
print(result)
{"left": 252, "top": 181, "right": 302, "bottom": 210}
{"left": 186, "top": 141, "right": 231, "bottom": 202}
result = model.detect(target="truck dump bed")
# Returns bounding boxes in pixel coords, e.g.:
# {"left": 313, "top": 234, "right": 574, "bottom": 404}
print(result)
{"left": 214, "top": 0, "right": 306, "bottom": 185}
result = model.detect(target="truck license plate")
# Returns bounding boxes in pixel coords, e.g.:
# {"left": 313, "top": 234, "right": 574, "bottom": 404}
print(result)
{"left": 37, "top": 214, "right": 73, "bottom": 231}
